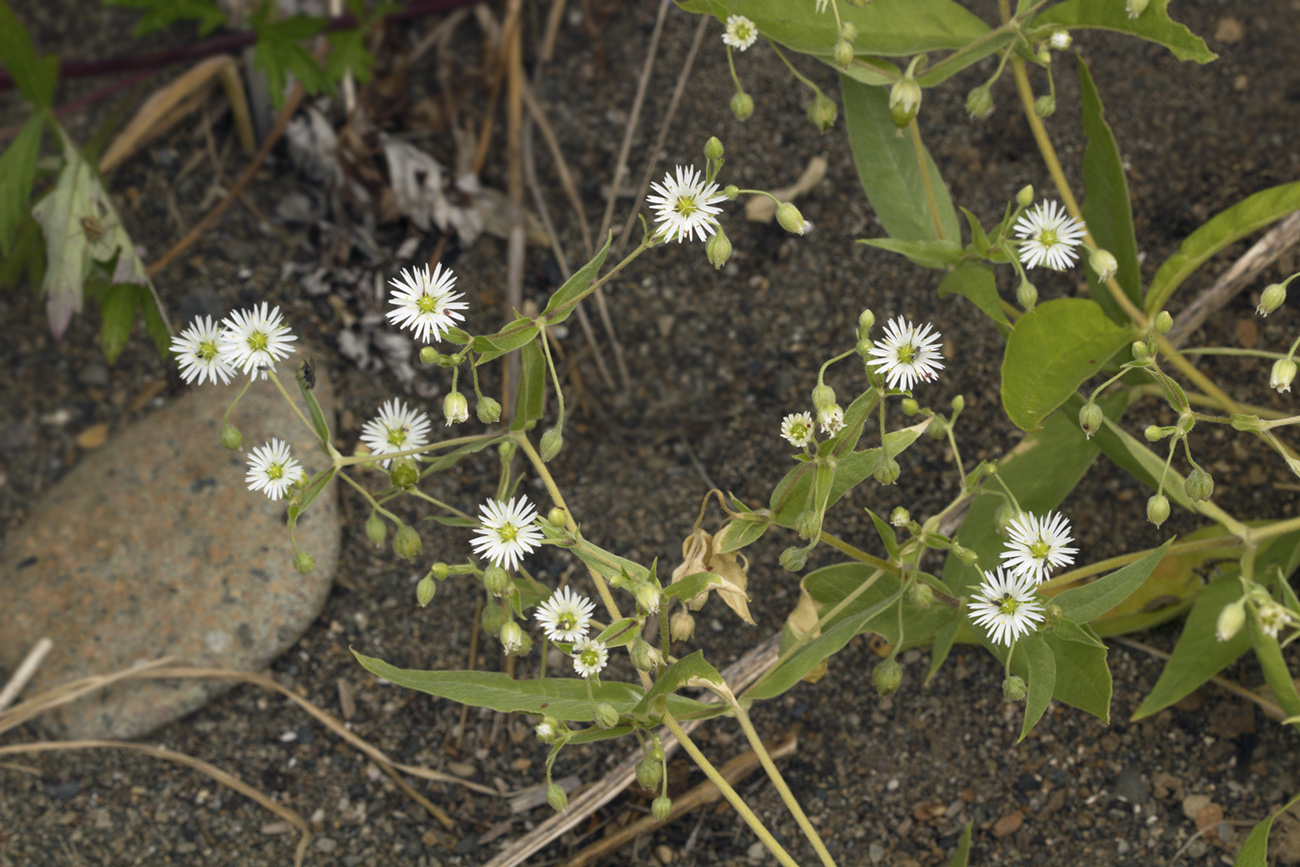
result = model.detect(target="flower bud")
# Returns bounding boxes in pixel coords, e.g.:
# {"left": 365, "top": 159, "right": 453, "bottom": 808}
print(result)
{"left": 546, "top": 782, "right": 568, "bottom": 812}
{"left": 889, "top": 78, "right": 922, "bottom": 129}
{"left": 1231, "top": 413, "right": 1266, "bottom": 433}
{"left": 966, "top": 84, "right": 994, "bottom": 120}
{"left": 994, "top": 503, "right": 1016, "bottom": 536}
{"left": 220, "top": 422, "right": 243, "bottom": 450}
{"left": 1049, "top": 29, "right": 1072, "bottom": 50}
{"left": 874, "top": 457, "right": 901, "bottom": 486}
{"left": 872, "top": 658, "right": 902, "bottom": 696}
{"left": 419, "top": 346, "right": 438, "bottom": 365}
{"left": 1078, "top": 401, "right": 1103, "bottom": 439}
{"left": 908, "top": 581, "right": 934, "bottom": 609}
{"left": 703, "top": 136, "right": 724, "bottom": 161}
{"left": 796, "top": 508, "right": 823, "bottom": 541}
{"left": 416, "top": 575, "right": 437, "bottom": 607}
{"left": 1154, "top": 311, "right": 1174, "bottom": 334}
{"left": 1184, "top": 467, "right": 1214, "bottom": 502}
{"left": 1002, "top": 675, "right": 1027, "bottom": 701}
{"left": 833, "top": 38, "right": 854, "bottom": 70}
{"left": 723, "top": 184, "right": 740, "bottom": 200}
{"left": 1271, "top": 358, "right": 1297, "bottom": 393}
{"left": 890, "top": 507, "right": 910, "bottom": 527}
{"left": 706, "top": 229, "right": 732, "bottom": 270}
{"left": 1017, "top": 185, "right": 1035, "bottom": 207}
{"left": 1090, "top": 248, "right": 1118, "bottom": 282}
{"left": 858, "top": 308, "right": 875, "bottom": 334}
{"left": 535, "top": 717, "right": 561, "bottom": 743}
{"left": 594, "top": 703, "right": 620, "bottom": 729}
{"left": 1258, "top": 283, "right": 1287, "bottom": 317}
{"left": 547, "top": 506, "right": 568, "bottom": 528}
{"left": 1126, "top": 0, "right": 1149, "bottom": 18}
{"left": 900, "top": 398, "right": 920, "bottom": 416}
{"left": 634, "top": 581, "right": 662, "bottom": 613}
{"left": 365, "top": 511, "right": 388, "bottom": 547}
{"left": 636, "top": 754, "right": 663, "bottom": 791}
{"left": 1131, "top": 341, "right": 1150, "bottom": 362}
{"left": 629, "top": 637, "right": 658, "bottom": 673}
{"left": 776, "top": 202, "right": 809, "bottom": 236}
{"left": 481, "top": 604, "right": 508, "bottom": 637}
{"left": 730, "top": 90, "right": 754, "bottom": 121}
{"left": 1016, "top": 277, "right": 1038, "bottom": 310}
{"left": 839, "top": 21, "right": 858, "bottom": 42}
{"left": 1144, "top": 425, "right": 1164, "bottom": 442}
{"left": 926, "top": 415, "right": 947, "bottom": 440}
{"left": 780, "top": 545, "right": 809, "bottom": 572}
{"left": 540, "top": 426, "right": 564, "bottom": 461}
{"left": 955, "top": 545, "right": 979, "bottom": 567}
{"left": 652, "top": 795, "right": 672, "bottom": 822}
{"left": 476, "top": 395, "right": 502, "bottom": 424}
{"left": 500, "top": 621, "right": 525, "bottom": 653}
{"left": 1146, "top": 493, "right": 1170, "bottom": 528}
{"left": 950, "top": 395, "right": 965, "bottom": 415}
{"left": 431, "top": 561, "right": 451, "bottom": 580}
{"left": 389, "top": 457, "right": 419, "bottom": 489}
{"left": 293, "top": 551, "right": 316, "bottom": 575}
{"left": 670, "top": 609, "right": 696, "bottom": 642}
{"left": 1036, "top": 46, "right": 1052, "bottom": 65}
{"left": 393, "top": 524, "right": 423, "bottom": 560}
{"left": 483, "top": 565, "right": 512, "bottom": 597}
{"left": 812, "top": 383, "right": 836, "bottom": 411}
{"left": 1216, "top": 598, "right": 1247, "bottom": 642}
{"left": 807, "top": 92, "right": 838, "bottom": 132}
{"left": 443, "top": 391, "right": 469, "bottom": 425}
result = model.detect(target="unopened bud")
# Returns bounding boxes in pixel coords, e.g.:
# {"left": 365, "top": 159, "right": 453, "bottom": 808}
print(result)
{"left": 393, "top": 524, "right": 423, "bottom": 560}
{"left": 483, "top": 565, "right": 511, "bottom": 597}
{"left": 723, "top": 184, "right": 740, "bottom": 200}
{"left": 839, "top": 21, "right": 858, "bottom": 42}
{"left": 540, "top": 426, "right": 564, "bottom": 461}
{"left": 634, "top": 582, "right": 662, "bottom": 613}
{"left": 1126, "top": 0, "right": 1149, "bottom": 18}
{"left": 796, "top": 508, "right": 823, "bottom": 541}
{"left": 706, "top": 229, "right": 732, "bottom": 270}
{"left": 950, "top": 395, "right": 965, "bottom": 415}
{"left": 994, "top": 503, "right": 1017, "bottom": 536}
{"left": 890, "top": 507, "right": 910, "bottom": 527}
{"left": 889, "top": 78, "right": 922, "bottom": 129}
{"left": 547, "top": 506, "right": 568, "bottom": 528}
{"left": 1216, "top": 598, "right": 1247, "bottom": 642}
{"left": 808, "top": 92, "right": 838, "bottom": 132}
{"left": 966, "top": 84, "right": 994, "bottom": 120}
{"left": 703, "top": 136, "right": 724, "bottom": 161}
{"left": 776, "top": 202, "right": 809, "bottom": 235}
{"left": 1147, "top": 493, "right": 1170, "bottom": 528}
{"left": 908, "top": 581, "right": 934, "bottom": 609}
{"left": 858, "top": 308, "right": 875, "bottom": 334}
{"left": 652, "top": 796, "right": 672, "bottom": 822}
{"left": 476, "top": 395, "right": 502, "bottom": 424}
{"left": 1049, "top": 29, "right": 1072, "bottom": 50}
{"left": 431, "top": 561, "right": 451, "bottom": 580}
{"left": 594, "top": 703, "right": 620, "bottom": 729}
{"left": 811, "top": 383, "right": 836, "bottom": 411}
{"left": 874, "top": 457, "right": 901, "bottom": 486}
{"left": 1078, "top": 401, "right": 1103, "bottom": 439}
{"left": 419, "top": 346, "right": 438, "bottom": 365}
{"left": 872, "top": 658, "right": 902, "bottom": 696}
{"left": 546, "top": 783, "right": 568, "bottom": 812}
{"left": 1154, "top": 310, "right": 1174, "bottom": 334}
{"left": 1017, "top": 185, "right": 1035, "bottom": 207}
{"left": 833, "top": 38, "right": 854, "bottom": 70}
{"left": 389, "top": 457, "right": 419, "bottom": 489}
{"left": 1271, "top": 358, "right": 1297, "bottom": 393}
{"left": 955, "top": 545, "right": 979, "bottom": 567}
{"left": 636, "top": 754, "right": 663, "bottom": 791}
{"left": 416, "top": 575, "right": 436, "bottom": 607}
{"left": 670, "top": 609, "right": 696, "bottom": 642}
{"left": 1185, "top": 467, "right": 1214, "bottom": 502}
{"left": 926, "top": 415, "right": 947, "bottom": 440}
{"left": 1036, "top": 46, "right": 1052, "bottom": 65}
{"left": 365, "top": 511, "right": 388, "bottom": 547}
{"left": 293, "top": 551, "right": 316, "bottom": 575}
{"left": 1003, "top": 675, "right": 1028, "bottom": 701}
{"left": 1230, "top": 413, "right": 1266, "bottom": 433}
{"left": 481, "top": 604, "right": 508, "bottom": 637}
{"left": 500, "top": 621, "right": 525, "bottom": 654}
{"left": 220, "top": 423, "right": 243, "bottom": 450}
{"left": 730, "top": 90, "right": 754, "bottom": 121}
{"left": 1016, "top": 277, "right": 1038, "bottom": 310}
{"left": 443, "top": 391, "right": 469, "bottom": 425}
{"left": 780, "top": 545, "right": 808, "bottom": 572}
{"left": 1090, "top": 248, "right": 1118, "bottom": 282}
{"left": 1258, "top": 283, "right": 1287, "bottom": 317}
{"left": 1131, "top": 341, "right": 1150, "bottom": 362}
{"left": 900, "top": 398, "right": 920, "bottom": 415}
{"left": 1144, "top": 425, "right": 1164, "bottom": 442}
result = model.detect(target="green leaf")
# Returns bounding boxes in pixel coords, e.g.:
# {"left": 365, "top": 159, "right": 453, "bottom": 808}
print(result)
{"left": 679, "top": 0, "right": 990, "bottom": 57}
{"left": 1145, "top": 179, "right": 1300, "bottom": 317}
{"left": 0, "top": 115, "right": 43, "bottom": 257}
{"left": 511, "top": 339, "right": 546, "bottom": 431}
{"left": 1233, "top": 791, "right": 1300, "bottom": 867}
{"left": 665, "top": 571, "right": 727, "bottom": 603}
{"left": 841, "top": 74, "right": 959, "bottom": 245}
{"left": 713, "top": 515, "right": 771, "bottom": 554}
{"left": 475, "top": 318, "right": 539, "bottom": 365}
{"left": 1015, "top": 634, "right": 1056, "bottom": 740}
{"left": 325, "top": 28, "right": 375, "bottom": 86}
{"left": 296, "top": 361, "right": 331, "bottom": 445}
{"left": 1000, "top": 298, "right": 1133, "bottom": 430}
{"left": 594, "top": 617, "right": 641, "bottom": 648}
{"left": 1077, "top": 57, "right": 1140, "bottom": 323}
{"left": 288, "top": 468, "right": 336, "bottom": 521}
{"left": 926, "top": 615, "right": 960, "bottom": 684}
{"left": 769, "top": 387, "right": 879, "bottom": 516}
{"left": 865, "top": 509, "right": 900, "bottom": 561}
{"left": 946, "top": 822, "right": 973, "bottom": 867}
{"left": 0, "top": 1, "right": 58, "bottom": 109}
{"left": 252, "top": 9, "right": 332, "bottom": 110}
{"left": 99, "top": 283, "right": 140, "bottom": 364}
{"left": 1043, "top": 619, "right": 1111, "bottom": 720}
{"left": 104, "top": 0, "right": 226, "bottom": 36}
{"left": 801, "top": 563, "right": 954, "bottom": 640}
{"left": 139, "top": 286, "right": 169, "bottom": 358}
{"left": 418, "top": 436, "right": 503, "bottom": 478}
{"left": 856, "top": 237, "right": 963, "bottom": 270}
{"left": 938, "top": 262, "right": 1010, "bottom": 331}
{"left": 1055, "top": 539, "right": 1174, "bottom": 624}
{"left": 1033, "top": 0, "right": 1214, "bottom": 64}
{"left": 571, "top": 539, "right": 651, "bottom": 586}
{"left": 633, "top": 650, "right": 724, "bottom": 716}
{"left": 1131, "top": 575, "right": 1249, "bottom": 720}
{"left": 1247, "top": 611, "right": 1300, "bottom": 720}
{"left": 959, "top": 207, "right": 990, "bottom": 256}
{"left": 543, "top": 231, "right": 612, "bottom": 325}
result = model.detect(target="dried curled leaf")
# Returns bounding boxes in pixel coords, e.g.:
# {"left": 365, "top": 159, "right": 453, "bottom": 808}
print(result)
{"left": 670, "top": 528, "right": 755, "bottom": 625}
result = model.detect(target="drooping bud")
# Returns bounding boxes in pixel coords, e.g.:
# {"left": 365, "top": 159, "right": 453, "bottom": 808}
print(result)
{"left": 1185, "top": 467, "right": 1214, "bottom": 502}
{"left": 796, "top": 508, "right": 822, "bottom": 541}
{"left": 1017, "top": 185, "right": 1035, "bottom": 207}
{"left": 500, "top": 621, "right": 525, "bottom": 654}
{"left": 1090, "top": 248, "right": 1118, "bottom": 282}
{"left": 443, "top": 391, "right": 469, "bottom": 425}
{"left": 636, "top": 754, "right": 663, "bottom": 791}
{"left": 416, "top": 575, "right": 437, "bottom": 608}
{"left": 955, "top": 545, "right": 979, "bottom": 567}
{"left": 540, "top": 426, "right": 564, "bottom": 461}
{"left": 594, "top": 703, "right": 620, "bottom": 729}
{"left": 995, "top": 503, "right": 1016, "bottom": 536}
{"left": 652, "top": 796, "right": 672, "bottom": 822}
{"left": 1034, "top": 94, "right": 1056, "bottom": 118}
{"left": 634, "top": 581, "right": 662, "bottom": 614}
{"left": 670, "top": 609, "right": 696, "bottom": 642}
{"left": 293, "top": 551, "right": 316, "bottom": 575}
{"left": 483, "top": 565, "right": 511, "bottom": 597}
{"left": 392, "top": 524, "right": 423, "bottom": 560}
{"left": 546, "top": 783, "right": 568, "bottom": 812}
{"left": 1271, "top": 358, "right": 1297, "bottom": 393}
{"left": 220, "top": 422, "right": 243, "bottom": 451}
{"left": 900, "top": 398, "right": 920, "bottom": 416}
{"left": 833, "top": 38, "right": 854, "bottom": 70}
{"left": 780, "top": 546, "right": 809, "bottom": 572}
{"left": 890, "top": 507, "right": 910, "bottom": 527}
{"left": 1003, "top": 675, "right": 1028, "bottom": 701}
{"left": 703, "top": 136, "right": 725, "bottom": 161}
{"left": 1258, "top": 283, "right": 1287, "bottom": 317}
{"left": 926, "top": 415, "right": 947, "bottom": 440}
{"left": 966, "top": 84, "right": 994, "bottom": 120}
{"left": 1078, "top": 401, "right": 1103, "bottom": 439}
{"left": 1215, "top": 598, "right": 1247, "bottom": 642}
{"left": 389, "top": 457, "right": 419, "bottom": 489}
{"left": 1016, "top": 277, "right": 1038, "bottom": 310}
{"left": 807, "top": 92, "right": 838, "bottom": 132}
{"left": 1036, "top": 46, "right": 1052, "bottom": 65}
{"left": 1154, "top": 311, "right": 1174, "bottom": 334}
{"left": 839, "top": 21, "right": 858, "bottom": 42}
{"left": 419, "top": 346, "right": 438, "bottom": 365}
{"left": 629, "top": 637, "right": 658, "bottom": 673}
{"left": 811, "top": 383, "right": 836, "bottom": 411}
{"left": 1126, "top": 0, "right": 1149, "bottom": 18}
{"left": 706, "top": 229, "right": 732, "bottom": 270}
{"left": 1146, "top": 493, "right": 1170, "bottom": 528}
{"left": 908, "top": 581, "right": 934, "bottom": 609}
{"left": 431, "top": 561, "right": 451, "bottom": 580}
{"left": 1049, "top": 29, "right": 1072, "bottom": 50}
{"left": 476, "top": 396, "right": 502, "bottom": 424}
{"left": 872, "top": 658, "right": 902, "bottom": 696}
{"left": 365, "top": 511, "right": 388, "bottom": 548}
{"left": 535, "top": 717, "right": 561, "bottom": 743}
{"left": 874, "top": 457, "right": 901, "bottom": 486}
{"left": 481, "top": 604, "right": 508, "bottom": 637}
{"left": 730, "top": 90, "right": 754, "bottom": 121}
{"left": 776, "top": 202, "right": 809, "bottom": 236}
{"left": 889, "top": 77, "right": 922, "bottom": 129}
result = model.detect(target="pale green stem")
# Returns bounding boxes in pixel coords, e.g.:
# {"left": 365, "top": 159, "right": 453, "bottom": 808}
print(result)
{"left": 333, "top": 433, "right": 501, "bottom": 467}
{"left": 266, "top": 370, "right": 320, "bottom": 440}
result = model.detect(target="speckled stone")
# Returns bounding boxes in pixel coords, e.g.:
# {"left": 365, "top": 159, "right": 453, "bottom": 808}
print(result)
{"left": 1, "top": 371, "right": 340, "bottom": 740}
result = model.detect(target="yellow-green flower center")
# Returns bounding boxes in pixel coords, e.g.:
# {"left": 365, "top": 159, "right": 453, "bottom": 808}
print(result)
{"left": 268, "top": 463, "right": 285, "bottom": 481}
{"left": 416, "top": 294, "right": 440, "bottom": 314}
{"left": 791, "top": 422, "right": 810, "bottom": 439}
{"left": 896, "top": 343, "right": 916, "bottom": 364}
{"left": 998, "top": 596, "right": 1024, "bottom": 615}
{"left": 1037, "top": 228, "right": 1059, "bottom": 248}
{"left": 247, "top": 330, "right": 269, "bottom": 353}
{"left": 673, "top": 195, "right": 699, "bottom": 218}
{"left": 580, "top": 648, "right": 600, "bottom": 666}
{"left": 1029, "top": 539, "right": 1051, "bottom": 559}
{"left": 199, "top": 339, "right": 219, "bottom": 361}
{"left": 499, "top": 523, "right": 519, "bottom": 543}
{"left": 387, "top": 428, "right": 408, "bottom": 447}
{"left": 557, "top": 611, "right": 576, "bottom": 631}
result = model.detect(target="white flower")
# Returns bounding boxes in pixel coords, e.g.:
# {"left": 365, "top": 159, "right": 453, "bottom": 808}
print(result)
{"left": 535, "top": 586, "right": 597, "bottom": 644}
{"left": 1013, "top": 200, "right": 1087, "bottom": 271}
{"left": 220, "top": 303, "right": 297, "bottom": 380}
{"left": 723, "top": 15, "right": 758, "bottom": 50}
{"left": 1001, "top": 511, "right": 1077, "bottom": 583}
{"left": 866, "top": 316, "right": 944, "bottom": 391}
{"left": 780, "top": 412, "right": 815, "bottom": 448}
{"left": 1049, "top": 30, "right": 1072, "bottom": 50}
{"left": 572, "top": 638, "right": 610, "bottom": 679}
{"left": 967, "top": 567, "right": 1045, "bottom": 646}
{"left": 471, "top": 496, "right": 545, "bottom": 571}
{"left": 1258, "top": 602, "right": 1297, "bottom": 639}
{"left": 818, "top": 404, "right": 845, "bottom": 435}
{"left": 245, "top": 438, "right": 306, "bottom": 499}
{"left": 171, "top": 315, "right": 236, "bottom": 386}
{"left": 646, "top": 165, "right": 727, "bottom": 244}
{"left": 386, "top": 263, "right": 469, "bottom": 344}
{"left": 535, "top": 721, "right": 555, "bottom": 741}
{"left": 359, "top": 399, "right": 431, "bottom": 469}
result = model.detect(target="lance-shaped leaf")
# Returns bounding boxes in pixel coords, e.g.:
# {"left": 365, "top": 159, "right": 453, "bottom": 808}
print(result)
{"left": 1032, "top": 0, "right": 1214, "bottom": 64}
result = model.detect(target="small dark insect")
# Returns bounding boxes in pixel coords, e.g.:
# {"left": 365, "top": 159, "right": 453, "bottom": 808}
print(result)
{"left": 300, "top": 359, "right": 316, "bottom": 390}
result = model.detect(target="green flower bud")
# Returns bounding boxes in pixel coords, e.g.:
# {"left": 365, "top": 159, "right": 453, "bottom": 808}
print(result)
{"left": 780, "top": 546, "right": 809, "bottom": 572}
{"left": 546, "top": 782, "right": 568, "bottom": 812}
{"left": 1003, "top": 675, "right": 1028, "bottom": 701}
{"left": 443, "top": 391, "right": 469, "bottom": 425}
{"left": 389, "top": 457, "right": 419, "bottom": 489}
{"left": 807, "top": 92, "right": 838, "bottom": 132}
{"left": 365, "top": 511, "right": 388, "bottom": 548}
{"left": 703, "top": 136, "right": 724, "bottom": 161}
{"left": 776, "top": 202, "right": 809, "bottom": 236}
{"left": 1185, "top": 467, "right": 1214, "bottom": 502}
{"left": 293, "top": 551, "right": 316, "bottom": 575}
{"left": 874, "top": 457, "right": 901, "bottom": 486}
{"left": 890, "top": 507, "right": 910, "bottom": 527}
{"left": 811, "top": 383, "right": 836, "bottom": 411}
{"left": 1036, "top": 47, "right": 1052, "bottom": 65}
{"left": 1078, "top": 401, "right": 1103, "bottom": 439}
{"left": 1258, "top": 283, "right": 1287, "bottom": 317}
{"left": 1131, "top": 341, "right": 1150, "bottom": 362}
{"left": 476, "top": 396, "right": 502, "bottom": 424}
{"left": 652, "top": 795, "right": 672, "bottom": 822}
{"left": 706, "top": 229, "right": 732, "bottom": 270}
{"left": 431, "top": 561, "right": 451, "bottom": 580}
{"left": 629, "top": 637, "right": 657, "bottom": 673}
{"left": 900, "top": 398, "right": 920, "bottom": 416}
{"left": 547, "top": 506, "right": 568, "bottom": 528}
{"left": 670, "top": 609, "right": 696, "bottom": 642}
{"left": 908, "top": 581, "right": 934, "bottom": 609}
{"left": 393, "top": 524, "right": 423, "bottom": 560}
{"left": 966, "top": 84, "right": 994, "bottom": 120}
{"left": 1230, "top": 413, "right": 1266, "bottom": 433}
{"left": 796, "top": 508, "right": 823, "bottom": 541}
{"left": 1034, "top": 94, "right": 1056, "bottom": 117}
{"left": 833, "top": 38, "right": 854, "bottom": 70}
{"left": 856, "top": 337, "right": 873, "bottom": 357}
{"left": 499, "top": 621, "right": 525, "bottom": 653}
{"left": 1144, "top": 425, "right": 1165, "bottom": 442}
{"left": 419, "top": 346, "right": 438, "bottom": 365}
{"left": 723, "top": 184, "right": 740, "bottom": 200}
{"left": 1090, "top": 248, "right": 1118, "bottom": 282}
{"left": 1126, "top": 0, "right": 1149, "bottom": 18}
{"left": 481, "top": 604, "right": 508, "bottom": 637}
{"left": 872, "top": 658, "right": 902, "bottom": 696}
{"left": 1017, "top": 185, "right": 1035, "bottom": 208}
{"left": 1154, "top": 311, "right": 1174, "bottom": 334}
{"left": 535, "top": 716, "right": 561, "bottom": 743}
{"left": 220, "top": 423, "right": 243, "bottom": 451}
{"left": 594, "top": 703, "right": 620, "bottom": 729}
{"left": 889, "top": 78, "right": 922, "bottom": 129}
{"left": 955, "top": 545, "right": 979, "bottom": 567}
{"left": 839, "top": 21, "right": 858, "bottom": 42}
{"left": 950, "top": 395, "right": 965, "bottom": 415}
{"left": 1216, "top": 598, "right": 1247, "bottom": 642}
{"left": 483, "top": 565, "right": 512, "bottom": 597}
{"left": 994, "top": 503, "right": 1017, "bottom": 536}
{"left": 634, "top": 581, "right": 662, "bottom": 613}
{"left": 636, "top": 754, "right": 663, "bottom": 791}
{"left": 1271, "top": 358, "right": 1297, "bottom": 393}
{"left": 730, "top": 90, "right": 754, "bottom": 122}
{"left": 1016, "top": 277, "right": 1038, "bottom": 310}
{"left": 1147, "top": 493, "right": 1170, "bottom": 528}
{"left": 926, "top": 415, "right": 947, "bottom": 440}
{"left": 416, "top": 575, "right": 437, "bottom": 608}
{"left": 540, "top": 426, "right": 564, "bottom": 461}
{"left": 858, "top": 308, "right": 875, "bottom": 334}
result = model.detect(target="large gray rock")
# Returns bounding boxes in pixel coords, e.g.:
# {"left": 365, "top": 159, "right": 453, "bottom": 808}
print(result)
{"left": 1, "top": 369, "right": 340, "bottom": 739}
